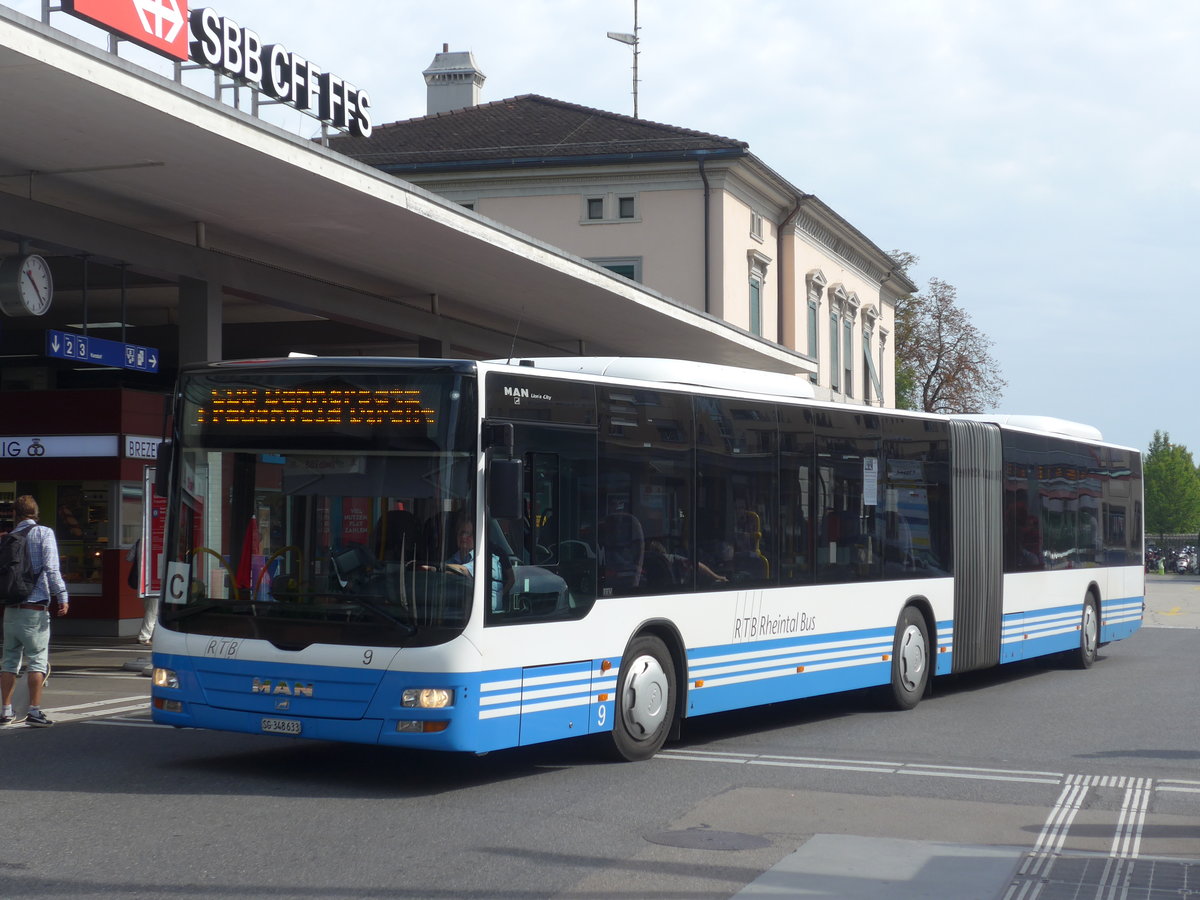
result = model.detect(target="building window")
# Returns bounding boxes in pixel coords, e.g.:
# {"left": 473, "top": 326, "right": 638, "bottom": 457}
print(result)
{"left": 863, "top": 330, "right": 883, "bottom": 404}
{"left": 583, "top": 193, "right": 640, "bottom": 224}
{"left": 590, "top": 257, "right": 643, "bottom": 282}
{"left": 749, "top": 277, "right": 762, "bottom": 336}
{"left": 806, "top": 271, "right": 826, "bottom": 384}
{"left": 829, "top": 309, "right": 840, "bottom": 391}
{"left": 843, "top": 316, "right": 854, "bottom": 397}
{"left": 862, "top": 307, "right": 882, "bottom": 405}
{"left": 747, "top": 250, "right": 771, "bottom": 338}
{"left": 807, "top": 298, "right": 819, "bottom": 358}
{"left": 750, "top": 211, "right": 763, "bottom": 241}
{"left": 878, "top": 328, "right": 889, "bottom": 405}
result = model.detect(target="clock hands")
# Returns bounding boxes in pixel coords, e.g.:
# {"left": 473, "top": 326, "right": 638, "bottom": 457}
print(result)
{"left": 23, "top": 267, "right": 45, "bottom": 306}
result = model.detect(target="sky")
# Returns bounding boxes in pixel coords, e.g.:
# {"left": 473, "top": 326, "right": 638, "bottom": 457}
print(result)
{"left": 12, "top": 0, "right": 1200, "bottom": 456}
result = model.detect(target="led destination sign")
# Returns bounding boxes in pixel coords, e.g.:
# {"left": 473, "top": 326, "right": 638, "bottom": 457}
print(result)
{"left": 198, "top": 389, "right": 437, "bottom": 427}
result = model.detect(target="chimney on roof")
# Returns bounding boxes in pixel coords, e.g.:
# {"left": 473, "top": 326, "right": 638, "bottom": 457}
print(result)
{"left": 423, "top": 45, "right": 486, "bottom": 115}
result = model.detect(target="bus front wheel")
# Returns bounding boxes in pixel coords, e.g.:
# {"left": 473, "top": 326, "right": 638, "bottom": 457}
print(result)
{"left": 888, "top": 607, "right": 930, "bottom": 710}
{"left": 609, "top": 635, "right": 675, "bottom": 761}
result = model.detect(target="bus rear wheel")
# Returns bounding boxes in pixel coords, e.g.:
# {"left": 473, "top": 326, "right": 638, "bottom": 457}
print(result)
{"left": 888, "top": 607, "right": 930, "bottom": 710}
{"left": 1073, "top": 596, "right": 1099, "bottom": 669}
{"left": 609, "top": 635, "right": 675, "bottom": 761}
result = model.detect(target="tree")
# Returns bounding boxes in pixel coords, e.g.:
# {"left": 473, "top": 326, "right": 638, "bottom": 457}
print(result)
{"left": 890, "top": 252, "right": 1006, "bottom": 413}
{"left": 1144, "top": 430, "right": 1200, "bottom": 536}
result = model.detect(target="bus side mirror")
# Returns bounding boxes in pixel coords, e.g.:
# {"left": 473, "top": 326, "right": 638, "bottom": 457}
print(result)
{"left": 482, "top": 421, "right": 514, "bottom": 454}
{"left": 154, "top": 439, "right": 173, "bottom": 497}
{"left": 488, "top": 458, "right": 523, "bottom": 520}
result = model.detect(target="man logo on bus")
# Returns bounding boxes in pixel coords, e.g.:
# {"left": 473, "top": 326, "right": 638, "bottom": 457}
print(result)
{"left": 251, "top": 678, "right": 314, "bottom": 698}
{"left": 504, "top": 386, "right": 531, "bottom": 402}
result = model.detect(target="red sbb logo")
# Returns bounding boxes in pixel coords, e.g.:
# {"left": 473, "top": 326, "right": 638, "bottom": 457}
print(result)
{"left": 63, "top": 0, "right": 190, "bottom": 61}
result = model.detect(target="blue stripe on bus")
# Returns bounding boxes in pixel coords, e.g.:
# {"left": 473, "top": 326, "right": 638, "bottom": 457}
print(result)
{"left": 998, "top": 596, "right": 1143, "bottom": 662}
{"left": 152, "top": 651, "right": 491, "bottom": 751}
{"left": 1100, "top": 597, "right": 1144, "bottom": 644}
{"left": 478, "top": 659, "right": 617, "bottom": 746}
{"left": 151, "top": 597, "right": 1140, "bottom": 752}
{"left": 683, "top": 622, "right": 933, "bottom": 718}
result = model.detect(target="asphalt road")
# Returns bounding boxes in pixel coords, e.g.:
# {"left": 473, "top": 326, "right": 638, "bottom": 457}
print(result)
{"left": 0, "top": 578, "right": 1196, "bottom": 899}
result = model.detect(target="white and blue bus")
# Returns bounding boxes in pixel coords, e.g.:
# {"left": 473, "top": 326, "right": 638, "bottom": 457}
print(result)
{"left": 149, "top": 356, "right": 1144, "bottom": 760}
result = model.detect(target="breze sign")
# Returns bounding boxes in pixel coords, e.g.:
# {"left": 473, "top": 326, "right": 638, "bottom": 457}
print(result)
{"left": 62, "top": 1, "right": 373, "bottom": 137}
{"left": 63, "top": 0, "right": 189, "bottom": 60}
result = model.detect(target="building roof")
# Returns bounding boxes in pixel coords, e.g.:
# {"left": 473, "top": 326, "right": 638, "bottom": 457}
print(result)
{"left": 324, "top": 91, "right": 916, "bottom": 297}
{"left": 326, "top": 94, "right": 749, "bottom": 172}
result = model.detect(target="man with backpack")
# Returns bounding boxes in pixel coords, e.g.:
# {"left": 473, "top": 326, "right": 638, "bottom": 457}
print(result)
{"left": 0, "top": 495, "right": 69, "bottom": 727}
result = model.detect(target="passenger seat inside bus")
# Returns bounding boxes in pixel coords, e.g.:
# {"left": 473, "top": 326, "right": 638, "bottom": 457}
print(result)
{"left": 600, "top": 513, "right": 644, "bottom": 592}
{"left": 376, "top": 510, "right": 421, "bottom": 565}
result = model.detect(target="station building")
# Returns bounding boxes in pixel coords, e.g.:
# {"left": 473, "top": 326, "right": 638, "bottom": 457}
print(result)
{"left": 0, "top": 3, "right": 912, "bottom": 634}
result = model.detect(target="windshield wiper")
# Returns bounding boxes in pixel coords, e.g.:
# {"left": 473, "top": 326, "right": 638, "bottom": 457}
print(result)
{"left": 161, "top": 594, "right": 417, "bottom": 636}
{"left": 161, "top": 600, "right": 254, "bottom": 623}
{"left": 345, "top": 597, "right": 417, "bottom": 635}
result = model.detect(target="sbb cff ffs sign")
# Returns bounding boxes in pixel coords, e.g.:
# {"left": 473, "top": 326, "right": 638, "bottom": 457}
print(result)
{"left": 190, "top": 8, "right": 371, "bottom": 137}
{"left": 61, "top": 1, "right": 373, "bottom": 137}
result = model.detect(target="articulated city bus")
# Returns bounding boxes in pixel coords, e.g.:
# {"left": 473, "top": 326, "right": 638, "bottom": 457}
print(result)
{"left": 149, "top": 356, "right": 1144, "bottom": 760}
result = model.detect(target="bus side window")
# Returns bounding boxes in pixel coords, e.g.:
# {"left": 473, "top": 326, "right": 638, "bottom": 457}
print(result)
{"left": 599, "top": 388, "right": 693, "bottom": 597}
{"left": 695, "top": 396, "right": 776, "bottom": 589}
{"left": 488, "top": 428, "right": 598, "bottom": 623}
{"left": 779, "top": 405, "right": 815, "bottom": 584}
{"left": 882, "top": 417, "right": 951, "bottom": 578}
{"left": 814, "top": 409, "right": 880, "bottom": 584}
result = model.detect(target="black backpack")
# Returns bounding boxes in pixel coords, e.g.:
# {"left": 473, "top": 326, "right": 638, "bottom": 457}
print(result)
{"left": 0, "top": 526, "right": 39, "bottom": 605}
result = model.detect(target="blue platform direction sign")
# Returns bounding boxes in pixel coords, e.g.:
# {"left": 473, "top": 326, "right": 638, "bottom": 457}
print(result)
{"left": 46, "top": 330, "right": 159, "bottom": 373}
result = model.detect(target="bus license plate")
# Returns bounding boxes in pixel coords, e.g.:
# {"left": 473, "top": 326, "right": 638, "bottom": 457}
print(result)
{"left": 261, "top": 717, "right": 302, "bottom": 735}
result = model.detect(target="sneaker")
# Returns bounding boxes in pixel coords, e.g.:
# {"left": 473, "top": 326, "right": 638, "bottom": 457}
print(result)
{"left": 24, "top": 709, "right": 52, "bottom": 728}
{"left": 0, "top": 714, "right": 14, "bottom": 726}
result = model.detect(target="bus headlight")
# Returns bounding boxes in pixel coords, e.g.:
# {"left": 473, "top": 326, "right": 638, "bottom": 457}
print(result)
{"left": 153, "top": 668, "right": 179, "bottom": 689}
{"left": 402, "top": 688, "right": 453, "bottom": 708}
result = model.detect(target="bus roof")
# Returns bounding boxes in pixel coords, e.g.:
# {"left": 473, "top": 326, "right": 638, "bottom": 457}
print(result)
{"left": 488, "top": 357, "right": 816, "bottom": 400}
{"left": 956, "top": 413, "right": 1103, "bottom": 441}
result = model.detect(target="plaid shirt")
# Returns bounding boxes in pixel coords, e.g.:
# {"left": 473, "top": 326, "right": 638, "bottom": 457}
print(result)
{"left": 12, "top": 519, "right": 68, "bottom": 604}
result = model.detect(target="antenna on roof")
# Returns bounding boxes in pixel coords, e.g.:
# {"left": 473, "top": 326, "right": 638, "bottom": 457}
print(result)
{"left": 606, "top": 0, "right": 640, "bottom": 118}
{"left": 506, "top": 308, "right": 525, "bottom": 365}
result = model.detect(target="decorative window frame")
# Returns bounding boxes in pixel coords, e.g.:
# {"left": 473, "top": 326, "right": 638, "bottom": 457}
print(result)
{"left": 750, "top": 210, "right": 764, "bottom": 241}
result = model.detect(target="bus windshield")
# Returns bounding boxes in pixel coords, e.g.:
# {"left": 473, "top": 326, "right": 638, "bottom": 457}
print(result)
{"left": 160, "top": 365, "right": 479, "bottom": 649}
